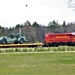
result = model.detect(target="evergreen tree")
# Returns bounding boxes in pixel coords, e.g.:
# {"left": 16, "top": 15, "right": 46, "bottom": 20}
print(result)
{"left": 32, "top": 22, "right": 40, "bottom": 27}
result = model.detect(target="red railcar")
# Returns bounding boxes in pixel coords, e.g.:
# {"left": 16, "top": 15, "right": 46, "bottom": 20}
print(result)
{"left": 45, "top": 33, "right": 75, "bottom": 46}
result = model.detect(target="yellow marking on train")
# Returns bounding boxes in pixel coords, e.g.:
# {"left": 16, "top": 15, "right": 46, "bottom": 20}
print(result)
{"left": 56, "top": 36, "right": 67, "bottom": 38}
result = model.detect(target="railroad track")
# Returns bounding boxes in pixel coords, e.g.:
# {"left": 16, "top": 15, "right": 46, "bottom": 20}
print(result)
{"left": 0, "top": 43, "right": 44, "bottom": 48}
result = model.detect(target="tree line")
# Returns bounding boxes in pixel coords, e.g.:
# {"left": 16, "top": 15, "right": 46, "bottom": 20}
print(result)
{"left": 0, "top": 20, "right": 75, "bottom": 43}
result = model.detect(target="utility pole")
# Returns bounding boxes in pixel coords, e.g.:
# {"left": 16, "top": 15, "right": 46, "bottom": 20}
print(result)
{"left": 19, "top": 27, "right": 21, "bottom": 34}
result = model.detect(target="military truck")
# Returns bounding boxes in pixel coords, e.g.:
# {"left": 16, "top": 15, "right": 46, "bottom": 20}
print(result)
{"left": 0, "top": 33, "right": 27, "bottom": 44}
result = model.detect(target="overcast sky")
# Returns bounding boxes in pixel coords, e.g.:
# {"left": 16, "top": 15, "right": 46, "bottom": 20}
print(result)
{"left": 0, "top": 0, "right": 75, "bottom": 27}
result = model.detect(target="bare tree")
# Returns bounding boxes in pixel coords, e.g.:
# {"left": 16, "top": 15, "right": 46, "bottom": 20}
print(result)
{"left": 68, "top": 0, "right": 75, "bottom": 8}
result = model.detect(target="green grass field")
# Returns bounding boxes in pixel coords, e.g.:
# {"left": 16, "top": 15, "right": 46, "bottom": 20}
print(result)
{"left": 0, "top": 52, "right": 75, "bottom": 75}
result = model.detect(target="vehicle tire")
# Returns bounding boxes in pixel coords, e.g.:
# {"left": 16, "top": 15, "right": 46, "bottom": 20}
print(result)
{"left": 14, "top": 40, "right": 18, "bottom": 44}
{"left": 19, "top": 38, "right": 25, "bottom": 44}
{"left": 2, "top": 38, "right": 7, "bottom": 44}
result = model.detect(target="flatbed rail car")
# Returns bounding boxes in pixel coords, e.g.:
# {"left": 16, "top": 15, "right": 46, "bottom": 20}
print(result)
{"left": 0, "top": 43, "right": 44, "bottom": 48}
{"left": 45, "top": 32, "right": 75, "bottom": 46}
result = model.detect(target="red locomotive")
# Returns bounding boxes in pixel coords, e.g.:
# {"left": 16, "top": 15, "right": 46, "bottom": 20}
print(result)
{"left": 45, "top": 32, "right": 75, "bottom": 46}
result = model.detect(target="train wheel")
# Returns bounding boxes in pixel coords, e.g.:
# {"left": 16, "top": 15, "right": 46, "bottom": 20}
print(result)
{"left": 19, "top": 38, "right": 25, "bottom": 44}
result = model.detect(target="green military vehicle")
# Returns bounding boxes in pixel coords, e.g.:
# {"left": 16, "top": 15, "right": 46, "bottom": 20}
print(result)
{"left": 0, "top": 33, "right": 27, "bottom": 44}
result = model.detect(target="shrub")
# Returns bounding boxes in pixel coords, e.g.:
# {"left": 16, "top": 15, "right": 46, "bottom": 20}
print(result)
{"left": 34, "top": 47, "right": 37, "bottom": 52}
{"left": 6, "top": 49, "right": 14, "bottom": 52}
{"left": 28, "top": 49, "right": 33, "bottom": 52}
{"left": 35, "top": 41, "right": 40, "bottom": 43}
{"left": 15, "top": 48, "right": 21, "bottom": 52}
{"left": 23, "top": 49, "right": 28, "bottom": 52}
{"left": 0, "top": 50, "right": 2, "bottom": 53}
{"left": 53, "top": 47, "right": 58, "bottom": 51}
{"left": 69, "top": 46, "right": 75, "bottom": 51}
{"left": 58, "top": 46, "right": 65, "bottom": 51}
